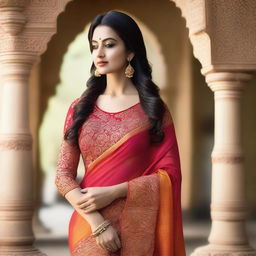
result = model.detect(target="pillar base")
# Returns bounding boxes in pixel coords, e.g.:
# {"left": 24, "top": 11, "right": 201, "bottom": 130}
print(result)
{"left": 0, "top": 246, "right": 47, "bottom": 256}
{"left": 191, "top": 244, "right": 256, "bottom": 256}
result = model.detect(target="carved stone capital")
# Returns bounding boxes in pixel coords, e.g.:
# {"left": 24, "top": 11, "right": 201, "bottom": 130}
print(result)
{"left": 170, "top": 0, "right": 256, "bottom": 74}
{"left": 0, "top": 0, "right": 28, "bottom": 35}
{"left": 205, "top": 72, "right": 253, "bottom": 92}
{"left": 0, "top": 53, "right": 40, "bottom": 81}
{"left": 0, "top": 0, "right": 27, "bottom": 7}
{"left": 0, "top": 0, "right": 72, "bottom": 63}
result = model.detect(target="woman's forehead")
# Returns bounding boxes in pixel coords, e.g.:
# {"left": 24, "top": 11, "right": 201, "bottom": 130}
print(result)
{"left": 92, "top": 25, "right": 119, "bottom": 41}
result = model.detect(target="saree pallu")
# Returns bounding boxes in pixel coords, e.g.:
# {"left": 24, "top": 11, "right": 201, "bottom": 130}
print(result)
{"left": 68, "top": 121, "right": 186, "bottom": 256}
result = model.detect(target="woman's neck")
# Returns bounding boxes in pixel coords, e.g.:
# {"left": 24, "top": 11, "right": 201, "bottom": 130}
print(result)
{"left": 104, "top": 73, "right": 137, "bottom": 96}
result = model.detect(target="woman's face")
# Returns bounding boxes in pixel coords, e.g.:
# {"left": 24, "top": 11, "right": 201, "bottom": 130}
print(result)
{"left": 91, "top": 25, "right": 133, "bottom": 76}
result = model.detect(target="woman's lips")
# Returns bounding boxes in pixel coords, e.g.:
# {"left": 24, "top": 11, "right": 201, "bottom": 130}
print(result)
{"left": 97, "top": 62, "right": 108, "bottom": 66}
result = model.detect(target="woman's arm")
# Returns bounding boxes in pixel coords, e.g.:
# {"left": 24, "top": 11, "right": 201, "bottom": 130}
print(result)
{"left": 77, "top": 182, "right": 128, "bottom": 213}
{"left": 111, "top": 181, "right": 128, "bottom": 199}
{"left": 65, "top": 187, "right": 105, "bottom": 230}
{"left": 55, "top": 99, "right": 81, "bottom": 196}
{"left": 55, "top": 99, "right": 105, "bottom": 229}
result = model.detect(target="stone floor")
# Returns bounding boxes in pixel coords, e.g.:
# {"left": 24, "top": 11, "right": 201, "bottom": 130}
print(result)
{"left": 34, "top": 203, "right": 256, "bottom": 256}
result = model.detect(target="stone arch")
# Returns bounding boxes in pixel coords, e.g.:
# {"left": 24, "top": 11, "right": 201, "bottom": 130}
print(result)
{"left": 38, "top": 0, "right": 194, "bottom": 211}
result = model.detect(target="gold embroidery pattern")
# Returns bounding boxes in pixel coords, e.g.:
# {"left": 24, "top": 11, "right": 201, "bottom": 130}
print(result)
{"left": 55, "top": 139, "right": 81, "bottom": 196}
{"left": 119, "top": 174, "right": 159, "bottom": 256}
{"left": 55, "top": 98, "right": 81, "bottom": 197}
{"left": 78, "top": 103, "right": 150, "bottom": 167}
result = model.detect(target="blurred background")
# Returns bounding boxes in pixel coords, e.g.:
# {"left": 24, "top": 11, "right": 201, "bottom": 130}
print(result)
{"left": 17, "top": 0, "right": 256, "bottom": 255}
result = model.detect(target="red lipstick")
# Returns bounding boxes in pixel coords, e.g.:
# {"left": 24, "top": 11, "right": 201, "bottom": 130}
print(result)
{"left": 97, "top": 61, "right": 108, "bottom": 66}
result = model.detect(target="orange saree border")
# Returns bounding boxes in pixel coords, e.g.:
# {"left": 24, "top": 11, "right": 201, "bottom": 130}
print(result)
{"left": 69, "top": 210, "right": 92, "bottom": 253}
{"left": 155, "top": 169, "right": 186, "bottom": 256}
{"left": 154, "top": 169, "right": 174, "bottom": 255}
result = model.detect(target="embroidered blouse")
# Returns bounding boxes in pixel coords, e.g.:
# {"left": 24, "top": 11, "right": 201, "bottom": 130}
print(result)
{"left": 55, "top": 98, "right": 172, "bottom": 197}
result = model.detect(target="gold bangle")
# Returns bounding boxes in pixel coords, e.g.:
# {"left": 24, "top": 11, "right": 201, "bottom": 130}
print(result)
{"left": 92, "top": 220, "right": 111, "bottom": 237}
{"left": 92, "top": 223, "right": 110, "bottom": 237}
{"left": 93, "top": 220, "right": 110, "bottom": 233}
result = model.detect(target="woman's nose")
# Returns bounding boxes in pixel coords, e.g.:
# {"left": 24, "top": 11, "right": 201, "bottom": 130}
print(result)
{"left": 96, "top": 45, "right": 105, "bottom": 57}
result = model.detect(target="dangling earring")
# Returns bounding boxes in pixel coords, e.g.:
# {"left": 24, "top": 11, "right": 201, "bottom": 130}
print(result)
{"left": 94, "top": 68, "right": 101, "bottom": 77}
{"left": 125, "top": 58, "right": 134, "bottom": 78}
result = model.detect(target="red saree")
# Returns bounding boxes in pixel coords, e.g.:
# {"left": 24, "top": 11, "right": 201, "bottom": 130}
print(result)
{"left": 55, "top": 98, "right": 186, "bottom": 256}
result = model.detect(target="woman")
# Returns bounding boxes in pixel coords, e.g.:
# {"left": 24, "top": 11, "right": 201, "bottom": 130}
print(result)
{"left": 55, "top": 10, "right": 186, "bottom": 256}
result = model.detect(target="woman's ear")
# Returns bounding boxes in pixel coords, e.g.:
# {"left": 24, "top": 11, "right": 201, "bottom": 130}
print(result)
{"left": 128, "top": 52, "right": 135, "bottom": 61}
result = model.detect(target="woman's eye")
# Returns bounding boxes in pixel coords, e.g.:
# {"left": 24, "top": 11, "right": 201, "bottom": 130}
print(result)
{"left": 105, "top": 43, "right": 114, "bottom": 48}
{"left": 92, "top": 44, "right": 114, "bottom": 50}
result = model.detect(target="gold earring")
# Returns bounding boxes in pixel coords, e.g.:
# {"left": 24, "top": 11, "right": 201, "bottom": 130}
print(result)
{"left": 125, "top": 59, "right": 134, "bottom": 78}
{"left": 94, "top": 68, "right": 101, "bottom": 77}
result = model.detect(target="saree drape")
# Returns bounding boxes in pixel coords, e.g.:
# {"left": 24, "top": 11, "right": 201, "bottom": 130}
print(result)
{"left": 55, "top": 98, "right": 186, "bottom": 256}
{"left": 68, "top": 114, "right": 186, "bottom": 255}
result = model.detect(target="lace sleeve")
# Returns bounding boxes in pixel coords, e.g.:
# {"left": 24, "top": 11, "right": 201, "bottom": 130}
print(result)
{"left": 55, "top": 98, "right": 81, "bottom": 197}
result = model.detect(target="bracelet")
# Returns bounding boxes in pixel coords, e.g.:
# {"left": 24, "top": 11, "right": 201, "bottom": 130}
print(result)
{"left": 92, "top": 219, "right": 111, "bottom": 237}
{"left": 92, "top": 220, "right": 111, "bottom": 237}
{"left": 93, "top": 220, "right": 110, "bottom": 233}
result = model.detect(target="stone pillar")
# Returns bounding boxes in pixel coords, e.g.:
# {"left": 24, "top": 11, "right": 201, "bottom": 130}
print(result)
{"left": 0, "top": 0, "right": 73, "bottom": 254}
{"left": 192, "top": 72, "right": 256, "bottom": 256}
{"left": 0, "top": 56, "right": 46, "bottom": 255}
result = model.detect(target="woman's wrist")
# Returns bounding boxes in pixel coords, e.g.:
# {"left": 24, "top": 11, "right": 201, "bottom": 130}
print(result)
{"left": 88, "top": 212, "right": 106, "bottom": 230}
{"left": 111, "top": 182, "right": 128, "bottom": 200}
{"left": 64, "top": 187, "right": 105, "bottom": 229}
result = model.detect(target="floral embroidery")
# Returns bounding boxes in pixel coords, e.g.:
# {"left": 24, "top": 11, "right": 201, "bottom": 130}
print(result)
{"left": 55, "top": 98, "right": 81, "bottom": 196}
{"left": 78, "top": 103, "right": 150, "bottom": 166}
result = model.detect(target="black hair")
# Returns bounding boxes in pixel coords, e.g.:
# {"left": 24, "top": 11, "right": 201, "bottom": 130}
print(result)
{"left": 64, "top": 10, "right": 166, "bottom": 145}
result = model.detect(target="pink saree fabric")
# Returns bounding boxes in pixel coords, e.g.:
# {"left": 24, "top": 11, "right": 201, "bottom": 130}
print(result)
{"left": 55, "top": 98, "right": 186, "bottom": 256}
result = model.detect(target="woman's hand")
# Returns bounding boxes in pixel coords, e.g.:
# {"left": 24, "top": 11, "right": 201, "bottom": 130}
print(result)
{"left": 77, "top": 186, "right": 116, "bottom": 213}
{"left": 95, "top": 225, "right": 121, "bottom": 253}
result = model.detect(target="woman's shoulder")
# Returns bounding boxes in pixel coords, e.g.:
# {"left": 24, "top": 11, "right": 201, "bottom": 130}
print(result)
{"left": 65, "top": 98, "right": 80, "bottom": 123}
{"left": 64, "top": 97, "right": 81, "bottom": 116}
{"left": 69, "top": 97, "right": 81, "bottom": 109}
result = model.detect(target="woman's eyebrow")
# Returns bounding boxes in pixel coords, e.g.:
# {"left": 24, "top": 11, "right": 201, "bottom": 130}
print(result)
{"left": 92, "top": 37, "right": 117, "bottom": 43}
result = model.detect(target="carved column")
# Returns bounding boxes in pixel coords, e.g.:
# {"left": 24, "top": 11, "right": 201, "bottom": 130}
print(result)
{"left": 0, "top": 0, "right": 72, "bottom": 255}
{"left": 170, "top": 0, "right": 256, "bottom": 254}
{"left": 192, "top": 72, "right": 255, "bottom": 256}
{"left": 0, "top": 55, "right": 46, "bottom": 256}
